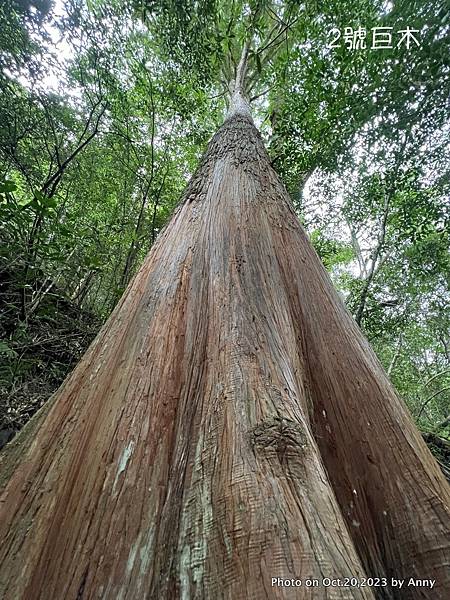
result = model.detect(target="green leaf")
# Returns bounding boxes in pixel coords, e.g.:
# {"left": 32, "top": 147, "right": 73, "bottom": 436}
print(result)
{"left": 34, "top": 191, "right": 57, "bottom": 208}
{"left": 0, "top": 341, "right": 18, "bottom": 358}
{"left": 0, "top": 180, "right": 17, "bottom": 193}
{"left": 18, "top": 197, "right": 34, "bottom": 207}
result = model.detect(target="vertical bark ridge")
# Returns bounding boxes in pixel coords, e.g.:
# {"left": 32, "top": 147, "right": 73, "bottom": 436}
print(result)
{"left": 0, "top": 114, "right": 448, "bottom": 600}
{"left": 272, "top": 192, "right": 450, "bottom": 598}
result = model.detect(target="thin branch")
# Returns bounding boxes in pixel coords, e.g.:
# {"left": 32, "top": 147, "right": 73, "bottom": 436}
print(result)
{"left": 249, "top": 85, "right": 275, "bottom": 103}
{"left": 257, "top": 17, "right": 299, "bottom": 58}
{"left": 347, "top": 220, "right": 367, "bottom": 278}
{"left": 436, "top": 415, "right": 450, "bottom": 431}
{"left": 267, "top": 6, "right": 287, "bottom": 26}
{"left": 42, "top": 101, "right": 106, "bottom": 196}
{"left": 354, "top": 132, "right": 410, "bottom": 325}
{"left": 354, "top": 193, "right": 390, "bottom": 326}
{"left": 387, "top": 334, "right": 403, "bottom": 376}
{"left": 416, "top": 387, "right": 450, "bottom": 420}
{"left": 422, "top": 369, "right": 450, "bottom": 388}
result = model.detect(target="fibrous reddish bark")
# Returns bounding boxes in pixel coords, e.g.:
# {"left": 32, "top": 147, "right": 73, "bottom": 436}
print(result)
{"left": 0, "top": 113, "right": 449, "bottom": 599}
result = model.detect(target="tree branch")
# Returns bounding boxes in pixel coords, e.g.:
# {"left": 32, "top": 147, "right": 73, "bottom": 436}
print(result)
{"left": 416, "top": 387, "right": 450, "bottom": 420}
{"left": 354, "top": 193, "right": 390, "bottom": 326}
{"left": 42, "top": 99, "right": 106, "bottom": 197}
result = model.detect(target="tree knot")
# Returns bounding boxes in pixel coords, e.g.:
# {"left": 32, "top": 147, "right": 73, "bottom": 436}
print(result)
{"left": 250, "top": 417, "right": 308, "bottom": 464}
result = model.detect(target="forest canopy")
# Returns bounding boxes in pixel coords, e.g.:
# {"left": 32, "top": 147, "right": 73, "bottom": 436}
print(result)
{"left": 0, "top": 0, "right": 449, "bottom": 462}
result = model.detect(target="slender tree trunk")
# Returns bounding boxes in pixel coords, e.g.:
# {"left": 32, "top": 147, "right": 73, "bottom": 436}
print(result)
{"left": 71, "top": 269, "right": 95, "bottom": 306}
{"left": 0, "top": 107, "right": 449, "bottom": 599}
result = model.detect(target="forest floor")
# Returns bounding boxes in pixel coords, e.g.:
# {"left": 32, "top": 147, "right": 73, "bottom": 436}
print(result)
{"left": 0, "top": 266, "right": 99, "bottom": 448}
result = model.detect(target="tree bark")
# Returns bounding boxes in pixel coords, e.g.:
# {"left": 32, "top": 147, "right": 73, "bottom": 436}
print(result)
{"left": 0, "top": 112, "right": 449, "bottom": 599}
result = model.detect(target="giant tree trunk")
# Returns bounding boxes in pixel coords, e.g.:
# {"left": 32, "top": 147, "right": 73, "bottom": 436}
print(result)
{"left": 0, "top": 112, "right": 449, "bottom": 599}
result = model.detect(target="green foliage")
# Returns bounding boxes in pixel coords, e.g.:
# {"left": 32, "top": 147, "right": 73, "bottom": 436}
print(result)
{"left": 135, "top": 0, "right": 223, "bottom": 84}
{"left": 310, "top": 230, "right": 354, "bottom": 270}
{"left": 0, "top": 0, "right": 51, "bottom": 83}
{"left": 267, "top": 0, "right": 449, "bottom": 200}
